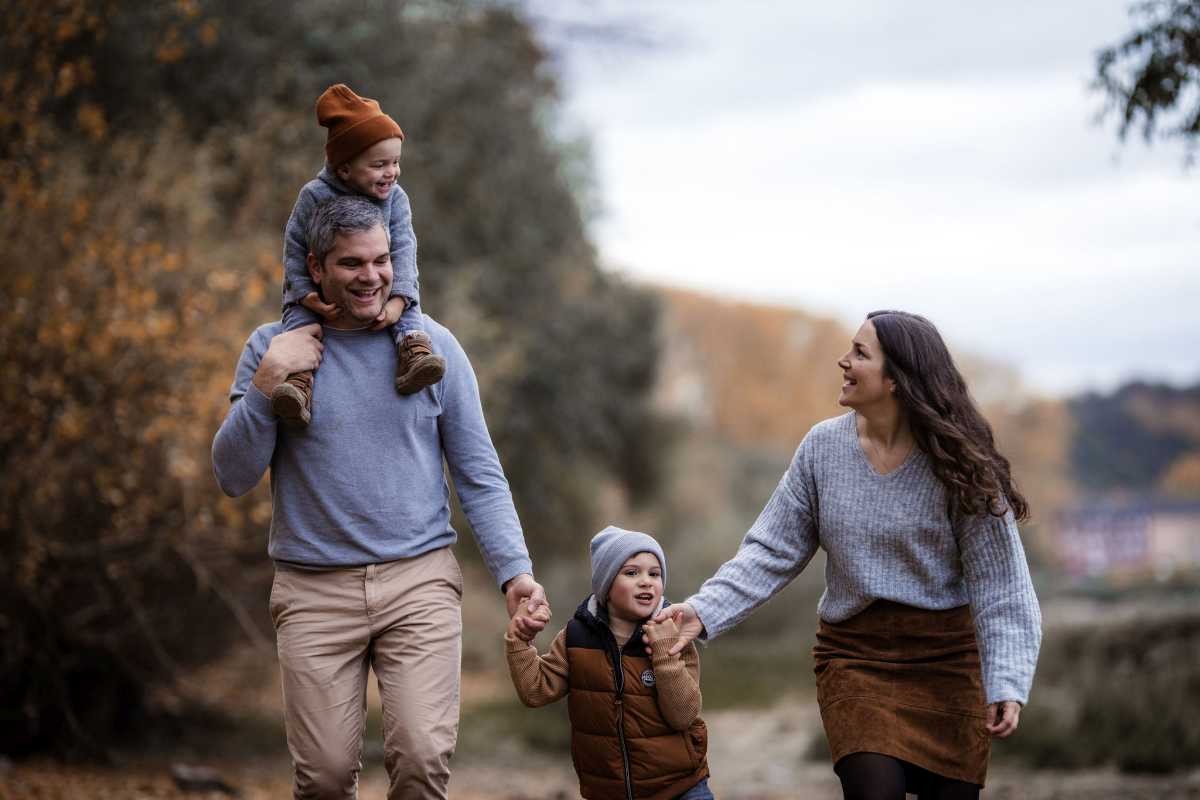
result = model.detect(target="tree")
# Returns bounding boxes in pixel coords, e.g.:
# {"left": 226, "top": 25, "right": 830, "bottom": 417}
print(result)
{"left": 1, "top": 0, "right": 664, "bottom": 753}
{"left": 1094, "top": 0, "right": 1200, "bottom": 160}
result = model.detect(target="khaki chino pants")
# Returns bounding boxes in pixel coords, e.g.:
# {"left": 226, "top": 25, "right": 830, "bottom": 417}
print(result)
{"left": 270, "top": 547, "right": 464, "bottom": 800}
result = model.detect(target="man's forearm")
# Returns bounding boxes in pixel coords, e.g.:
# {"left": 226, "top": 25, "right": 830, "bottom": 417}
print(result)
{"left": 252, "top": 357, "right": 292, "bottom": 397}
{"left": 211, "top": 384, "right": 277, "bottom": 497}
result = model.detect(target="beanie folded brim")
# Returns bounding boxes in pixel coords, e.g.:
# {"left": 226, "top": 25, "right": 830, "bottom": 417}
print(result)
{"left": 590, "top": 526, "right": 667, "bottom": 608}
{"left": 325, "top": 114, "right": 405, "bottom": 168}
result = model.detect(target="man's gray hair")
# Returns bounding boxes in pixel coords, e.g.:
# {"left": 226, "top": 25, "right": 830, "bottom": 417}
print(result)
{"left": 306, "top": 196, "right": 389, "bottom": 267}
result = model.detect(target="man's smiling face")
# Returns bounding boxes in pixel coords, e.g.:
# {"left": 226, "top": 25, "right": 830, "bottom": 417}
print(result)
{"left": 307, "top": 224, "right": 393, "bottom": 329}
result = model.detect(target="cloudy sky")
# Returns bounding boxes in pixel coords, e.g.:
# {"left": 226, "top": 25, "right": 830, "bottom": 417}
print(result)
{"left": 532, "top": 1, "right": 1198, "bottom": 396}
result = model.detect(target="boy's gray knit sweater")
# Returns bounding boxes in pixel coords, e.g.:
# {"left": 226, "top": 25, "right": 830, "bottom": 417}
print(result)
{"left": 687, "top": 412, "right": 1042, "bottom": 705}
{"left": 211, "top": 317, "right": 531, "bottom": 589}
{"left": 281, "top": 166, "right": 418, "bottom": 313}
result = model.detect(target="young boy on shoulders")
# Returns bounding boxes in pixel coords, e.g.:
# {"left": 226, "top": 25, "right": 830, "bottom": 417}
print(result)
{"left": 272, "top": 83, "right": 445, "bottom": 426}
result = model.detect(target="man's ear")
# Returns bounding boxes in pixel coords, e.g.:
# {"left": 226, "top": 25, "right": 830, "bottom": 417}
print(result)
{"left": 307, "top": 252, "right": 322, "bottom": 286}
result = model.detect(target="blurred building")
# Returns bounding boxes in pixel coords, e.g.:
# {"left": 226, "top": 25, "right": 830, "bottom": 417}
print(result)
{"left": 1052, "top": 499, "right": 1200, "bottom": 582}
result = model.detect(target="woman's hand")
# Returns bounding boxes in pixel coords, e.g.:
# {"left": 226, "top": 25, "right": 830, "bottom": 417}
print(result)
{"left": 986, "top": 701, "right": 1021, "bottom": 738}
{"left": 645, "top": 602, "right": 704, "bottom": 656}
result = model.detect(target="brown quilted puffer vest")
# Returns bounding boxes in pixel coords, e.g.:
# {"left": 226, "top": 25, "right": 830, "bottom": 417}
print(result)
{"left": 564, "top": 596, "right": 709, "bottom": 800}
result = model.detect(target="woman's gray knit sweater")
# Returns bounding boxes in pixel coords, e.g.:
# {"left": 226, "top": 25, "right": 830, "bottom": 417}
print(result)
{"left": 687, "top": 412, "right": 1042, "bottom": 705}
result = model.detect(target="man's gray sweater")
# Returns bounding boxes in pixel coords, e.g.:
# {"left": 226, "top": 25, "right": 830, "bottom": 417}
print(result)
{"left": 211, "top": 317, "right": 531, "bottom": 589}
{"left": 687, "top": 412, "right": 1042, "bottom": 705}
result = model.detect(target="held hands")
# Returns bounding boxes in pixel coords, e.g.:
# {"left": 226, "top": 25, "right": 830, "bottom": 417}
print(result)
{"left": 642, "top": 614, "right": 681, "bottom": 649}
{"left": 252, "top": 324, "right": 324, "bottom": 396}
{"left": 300, "top": 291, "right": 342, "bottom": 322}
{"left": 986, "top": 701, "right": 1021, "bottom": 738}
{"left": 370, "top": 296, "right": 407, "bottom": 332}
{"left": 507, "top": 595, "right": 553, "bottom": 643}
{"left": 645, "top": 603, "right": 704, "bottom": 656}
{"left": 504, "top": 573, "right": 551, "bottom": 641}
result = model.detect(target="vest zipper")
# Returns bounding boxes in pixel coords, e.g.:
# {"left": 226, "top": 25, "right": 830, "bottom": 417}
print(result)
{"left": 611, "top": 637, "right": 634, "bottom": 800}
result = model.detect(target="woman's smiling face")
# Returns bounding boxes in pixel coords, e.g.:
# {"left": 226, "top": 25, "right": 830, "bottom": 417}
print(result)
{"left": 837, "top": 319, "right": 893, "bottom": 408}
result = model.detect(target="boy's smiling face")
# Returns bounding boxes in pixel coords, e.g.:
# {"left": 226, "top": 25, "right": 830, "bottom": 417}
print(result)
{"left": 336, "top": 137, "right": 403, "bottom": 200}
{"left": 607, "top": 551, "right": 663, "bottom": 624}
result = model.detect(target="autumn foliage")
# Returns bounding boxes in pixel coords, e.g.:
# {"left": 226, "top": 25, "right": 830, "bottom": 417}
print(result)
{"left": 0, "top": 0, "right": 662, "bottom": 753}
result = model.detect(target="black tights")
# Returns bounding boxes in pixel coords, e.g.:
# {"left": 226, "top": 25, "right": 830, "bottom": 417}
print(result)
{"left": 834, "top": 752, "right": 981, "bottom": 800}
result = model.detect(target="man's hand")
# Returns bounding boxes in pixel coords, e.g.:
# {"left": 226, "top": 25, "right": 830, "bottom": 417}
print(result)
{"left": 504, "top": 573, "right": 550, "bottom": 639}
{"left": 371, "top": 296, "right": 407, "bottom": 331}
{"left": 986, "top": 701, "right": 1021, "bottom": 738}
{"left": 300, "top": 291, "right": 342, "bottom": 322}
{"left": 646, "top": 602, "right": 704, "bottom": 656}
{"left": 251, "top": 324, "right": 324, "bottom": 397}
{"left": 507, "top": 596, "right": 552, "bottom": 643}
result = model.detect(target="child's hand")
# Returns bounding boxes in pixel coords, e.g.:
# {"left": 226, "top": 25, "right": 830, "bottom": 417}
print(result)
{"left": 370, "top": 296, "right": 407, "bottom": 331}
{"left": 645, "top": 603, "right": 704, "bottom": 657}
{"left": 300, "top": 291, "right": 342, "bottom": 321}
{"left": 507, "top": 596, "right": 552, "bottom": 643}
{"left": 643, "top": 614, "right": 681, "bottom": 646}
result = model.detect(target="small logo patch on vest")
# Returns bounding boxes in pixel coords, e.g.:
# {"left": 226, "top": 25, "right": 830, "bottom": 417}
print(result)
{"left": 641, "top": 668, "right": 655, "bottom": 687}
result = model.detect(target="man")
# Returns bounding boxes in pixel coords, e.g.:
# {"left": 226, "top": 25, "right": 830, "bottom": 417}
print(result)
{"left": 212, "top": 196, "right": 549, "bottom": 799}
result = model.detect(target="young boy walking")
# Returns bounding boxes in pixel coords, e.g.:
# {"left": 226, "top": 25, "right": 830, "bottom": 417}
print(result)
{"left": 272, "top": 83, "right": 445, "bottom": 426}
{"left": 506, "top": 526, "right": 713, "bottom": 800}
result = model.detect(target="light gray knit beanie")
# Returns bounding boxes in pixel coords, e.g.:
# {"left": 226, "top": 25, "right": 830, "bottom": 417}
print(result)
{"left": 589, "top": 525, "right": 667, "bottom": 608}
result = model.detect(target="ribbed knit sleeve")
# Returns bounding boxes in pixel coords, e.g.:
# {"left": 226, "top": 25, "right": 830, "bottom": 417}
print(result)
{"left": 649, "top": 637, "right": 702, "bottom": 731}
{"left": 675, "top": 412, "right": 1042, "bottom": 709}
{"left": 505, "top": 628, "right": 570, "bottom": 708}
{"left": 956, "top": 508, "right": 1042, "bottom": 704}
{"left": 686, "top": 437, "right": 819, "bottom": 640}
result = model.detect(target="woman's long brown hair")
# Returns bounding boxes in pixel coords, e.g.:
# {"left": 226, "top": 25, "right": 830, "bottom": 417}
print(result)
{"left": 867, "top": 310, "right": 1030, "bottom": 522}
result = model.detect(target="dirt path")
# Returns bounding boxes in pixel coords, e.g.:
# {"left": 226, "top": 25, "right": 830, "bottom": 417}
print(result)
{"left": 5, "top": 698, "right": 1199, "bottom": 799}
{"left": 446, "top": 698, "right": 1200, "bottom": 799}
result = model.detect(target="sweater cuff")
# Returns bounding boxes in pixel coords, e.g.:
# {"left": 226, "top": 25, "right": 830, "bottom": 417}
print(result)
{"left": 243, "top": 383, "right": 276, "bottom": 419}
{"left": 390, "top": 279, "right": 419, "bottom": 302}
{"left": 504, "top": 631, "right": 533, "bottom": 654}
{"left": 493, "top": 557, "right": 535, "bottom": 593}
{"left": 684, "top": 594, "right": 719, "bottom": 641}
{"left": 985, "top": 678, "right": 1030, "bottom": 706}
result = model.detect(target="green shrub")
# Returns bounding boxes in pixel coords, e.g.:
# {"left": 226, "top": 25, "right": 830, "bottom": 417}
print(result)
{"left": 994, "top": 610, "right": 1200, "bottom": 773}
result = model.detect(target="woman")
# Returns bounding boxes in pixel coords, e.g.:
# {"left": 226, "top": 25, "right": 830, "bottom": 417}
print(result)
{"left": 656, "top": 310, "right": 1041, "bottom": 799}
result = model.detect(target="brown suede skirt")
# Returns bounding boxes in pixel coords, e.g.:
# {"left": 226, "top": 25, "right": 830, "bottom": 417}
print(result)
{"left": 812, "top": 600, "right": 990, "bottom": 786}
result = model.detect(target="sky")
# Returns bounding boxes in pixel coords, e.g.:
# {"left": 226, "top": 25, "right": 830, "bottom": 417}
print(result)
{"left": 530, "top": 1, "right": 1198, "bottom": 396}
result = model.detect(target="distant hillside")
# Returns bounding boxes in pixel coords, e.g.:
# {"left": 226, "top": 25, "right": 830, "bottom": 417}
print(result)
{"left": 648, "top": 286, "right": 1079, "bottom": 519}
{"left": 650, "top": 285, "right": 1200, "bottom": 513}
{"left": 651, "top": 285, "right": 850, "bottom": 453}
{"left": 1069, "top": 381, "right": 1200, "bottom": 495}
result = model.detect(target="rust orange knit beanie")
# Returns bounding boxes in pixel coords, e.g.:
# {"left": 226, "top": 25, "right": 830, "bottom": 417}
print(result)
{"left": 316, "top": 84, "right": 405, "bottom": 167}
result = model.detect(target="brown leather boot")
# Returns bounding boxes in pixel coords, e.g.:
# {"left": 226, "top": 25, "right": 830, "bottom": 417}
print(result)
{"left": 271, "top": 370, "right": 313, "bottom": 427}
{"left": 395, "top": 331, "right": 446, "bottom": 395}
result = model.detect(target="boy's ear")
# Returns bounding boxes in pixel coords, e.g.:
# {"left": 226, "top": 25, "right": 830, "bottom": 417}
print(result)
{"left": 306, "top": 252, "right": 323, "bottom": 286}
{"left": 334, "top": 162, "right": 350, "bottom": 181}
